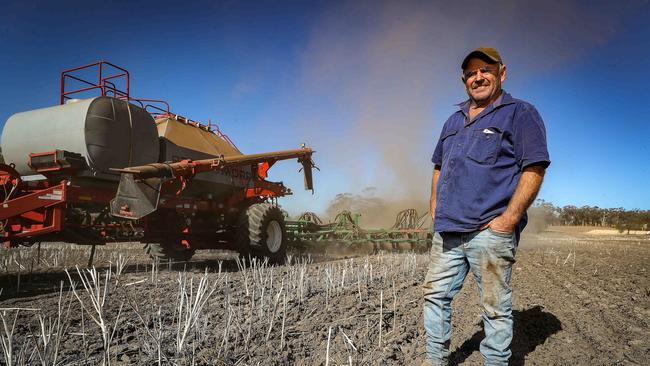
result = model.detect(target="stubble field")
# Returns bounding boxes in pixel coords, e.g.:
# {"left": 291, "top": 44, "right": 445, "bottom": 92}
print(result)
{"left": 0, "top": 228, "right": 648, "bottom": 365}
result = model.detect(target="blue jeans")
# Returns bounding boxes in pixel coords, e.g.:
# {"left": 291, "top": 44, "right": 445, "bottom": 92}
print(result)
{"left": 423, "top": 229, "right": 517, "bottom": 366}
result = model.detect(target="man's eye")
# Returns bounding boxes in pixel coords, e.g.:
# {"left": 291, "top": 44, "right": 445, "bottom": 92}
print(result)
{"left": 464, "top": 70, "right": 477, "bottom": 79}
{"left": 464, "top": 67, "right": 497, "bottom": 80}
{"left": 480, "top": 67, "right": 496, "bottom": 74}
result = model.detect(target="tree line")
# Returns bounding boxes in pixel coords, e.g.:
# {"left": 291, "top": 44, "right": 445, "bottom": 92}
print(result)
{"left": 529, "top": 199, "right": 650, "bottom": 233}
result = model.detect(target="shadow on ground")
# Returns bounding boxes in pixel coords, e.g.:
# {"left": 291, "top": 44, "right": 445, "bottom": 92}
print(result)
{"left": 450, "top": 306, "right": 562, "bottom": 365}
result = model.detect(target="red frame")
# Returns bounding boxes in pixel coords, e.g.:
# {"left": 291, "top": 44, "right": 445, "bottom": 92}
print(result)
{"left": 1, "top": 183, "right": 66, "bottom": 243}
{"left": 1, "top": 156, "right": 287, "bottom": 247}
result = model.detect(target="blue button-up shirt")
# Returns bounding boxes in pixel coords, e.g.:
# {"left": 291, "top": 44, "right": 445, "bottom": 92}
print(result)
{"left": 431, "top": 91, "right": 550, "bottom": 233}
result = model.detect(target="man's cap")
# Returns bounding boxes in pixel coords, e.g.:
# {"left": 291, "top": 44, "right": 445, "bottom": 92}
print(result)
{"left": 461, "top": 47, "right": 503, "bottom": 69}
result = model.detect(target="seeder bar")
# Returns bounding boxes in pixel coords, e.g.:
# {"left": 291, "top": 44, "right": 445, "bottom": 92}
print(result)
{"left": 111, "top": 147, "right": 314, "bottom": 180}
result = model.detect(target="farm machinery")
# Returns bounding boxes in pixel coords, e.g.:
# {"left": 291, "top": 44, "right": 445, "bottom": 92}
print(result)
{"left": 285, "top": 208, "right": 432, "bottom": 252}
{"left": 0, "top": 61, "right": 315, "bottom": 262}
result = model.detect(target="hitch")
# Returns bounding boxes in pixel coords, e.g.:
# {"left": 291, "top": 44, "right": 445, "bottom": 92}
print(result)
{"left": 109, "top": 174, "right": 162, "bottom": 219}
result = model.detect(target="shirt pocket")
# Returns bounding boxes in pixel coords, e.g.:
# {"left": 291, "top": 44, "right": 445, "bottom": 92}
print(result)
{"left": 467, "top": 127, "right": 501, "bottom": 165}
{"left": 440, "top": 129, "right": 459, "bottom": 161}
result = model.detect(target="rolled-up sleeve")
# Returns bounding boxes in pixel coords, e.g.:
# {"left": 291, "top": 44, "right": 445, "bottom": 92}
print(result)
{"left": 514, "top": 103, "right": 551, "bottom": 169}
{"left": 432, "top": 117, "right": 453, "bottom": 166}
{"left": 431, "top": 131, "right": 444, "bottom": 166}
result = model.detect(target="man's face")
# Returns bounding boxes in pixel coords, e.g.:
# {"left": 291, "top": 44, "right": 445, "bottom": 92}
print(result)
{"left": 462, "top": 58, "right": 506, "bottom": 105}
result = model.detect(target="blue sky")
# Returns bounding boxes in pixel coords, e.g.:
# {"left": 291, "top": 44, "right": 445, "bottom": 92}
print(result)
{"left": 1, "top": 0, "right": 649, "bottom": 215}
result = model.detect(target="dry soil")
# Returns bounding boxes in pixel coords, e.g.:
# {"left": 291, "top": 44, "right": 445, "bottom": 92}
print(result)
{"left": 0, "top": 229, "right": 648, "bottom": 365}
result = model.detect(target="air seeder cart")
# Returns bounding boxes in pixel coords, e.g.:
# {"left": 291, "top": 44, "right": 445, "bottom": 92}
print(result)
{"left": 0, "top": 61, "right": 315, "bottom": 263}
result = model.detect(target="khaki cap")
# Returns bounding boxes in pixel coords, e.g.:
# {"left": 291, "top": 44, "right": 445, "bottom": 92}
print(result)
{"left": 461, "top": 47, "right": 503, "bottom": 69}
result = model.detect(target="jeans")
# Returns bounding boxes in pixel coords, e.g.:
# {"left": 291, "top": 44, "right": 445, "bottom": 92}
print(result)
{"left": 422, "top": 229, "right": 517, "bottom": 366}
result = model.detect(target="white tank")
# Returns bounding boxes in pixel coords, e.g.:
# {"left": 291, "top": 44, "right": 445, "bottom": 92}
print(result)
{"left": 1, "top": 97, "right": 159, "bottom": 180}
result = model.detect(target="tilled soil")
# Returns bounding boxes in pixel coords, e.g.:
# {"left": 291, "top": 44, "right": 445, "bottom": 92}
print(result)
{"left": 0, "top": 231, "right": 648, "bottom": 365}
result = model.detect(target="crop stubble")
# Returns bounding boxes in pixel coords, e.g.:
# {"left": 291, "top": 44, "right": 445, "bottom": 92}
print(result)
{"left": 0, "top": 230, "right": 648, "bottom": 365}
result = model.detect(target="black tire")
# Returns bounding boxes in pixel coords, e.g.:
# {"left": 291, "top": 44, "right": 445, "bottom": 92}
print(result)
{"left": 144, "top": 240, "right": 195, "bottom": 262}
{"left": 237, "top": 203, "right": 287, "bottom": 264}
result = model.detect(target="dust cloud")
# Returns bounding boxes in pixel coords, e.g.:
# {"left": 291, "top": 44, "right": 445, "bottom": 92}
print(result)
{"left": 526, "top": 205, "right": 558, "bottom": 234}
{"left": 322, "top": 188, "right": 555, "bottom": 232}
{"left": 324, "top": 187, "right": 427, "bottom": 228}
{"left": 289, "top": 0, "right": 632, "bottom": 219}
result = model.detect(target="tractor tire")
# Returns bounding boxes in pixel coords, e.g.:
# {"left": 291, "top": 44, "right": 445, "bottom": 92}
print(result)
{"left": 237, "top": 203, "right": 287, "bottom": 264}
{"left": 380, "top": 242, "right": 394, "bottom": 251}
{"left": 145, "top": 240, "right": 195, "bottom": 262}
{"left": 396, "top": 242, "right": 413, "bottom": 251}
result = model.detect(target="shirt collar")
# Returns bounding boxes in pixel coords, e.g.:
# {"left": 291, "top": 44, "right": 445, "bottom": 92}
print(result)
{"left": 456, "top": 91, "right": 515, "bottom": 116}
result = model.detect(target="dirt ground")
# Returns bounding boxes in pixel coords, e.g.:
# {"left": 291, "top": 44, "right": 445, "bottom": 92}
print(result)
{"left": 0, "top": 229, "right": 648, "bottom": 365}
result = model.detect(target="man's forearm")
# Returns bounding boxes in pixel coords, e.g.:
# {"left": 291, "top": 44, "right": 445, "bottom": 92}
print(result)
{"left": 502, "top": 165, "right": 545, "bottom": 224}
{"left": 430, "top": 167, "right": 441, "bottom": 219}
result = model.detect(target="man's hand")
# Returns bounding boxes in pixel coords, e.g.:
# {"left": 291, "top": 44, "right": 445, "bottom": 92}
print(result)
{"left": 480, "top": 164, "right": 546, "bottom": 234}
{"left": 480, "top": 213, "right": 517, "bottom": 233}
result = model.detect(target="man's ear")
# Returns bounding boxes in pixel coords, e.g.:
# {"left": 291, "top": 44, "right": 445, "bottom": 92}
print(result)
{"left": 500, "top": 64, "right": 507, "bottom": 83}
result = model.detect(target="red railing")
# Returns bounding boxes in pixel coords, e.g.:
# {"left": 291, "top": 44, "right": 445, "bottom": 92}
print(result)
{"left": 59, "top": 61, "right": 239, "bottom": 150}
{"left": 60, "top": 61, "right": 130, "bottom": 104}
{"left": 209, "top": 121, "right": 239, "bottom": 149}
{"left": 128, "top": 98, "right": 171, "bottom": 115}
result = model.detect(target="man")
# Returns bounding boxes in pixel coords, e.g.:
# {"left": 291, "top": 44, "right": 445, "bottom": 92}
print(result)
{"left": 422, "top": 47, "right": 550, "bottom": 366}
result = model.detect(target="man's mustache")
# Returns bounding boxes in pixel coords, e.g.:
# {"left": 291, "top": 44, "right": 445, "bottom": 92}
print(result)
{"left": 471, "top": 80, "right": 490, "bottom": 89}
